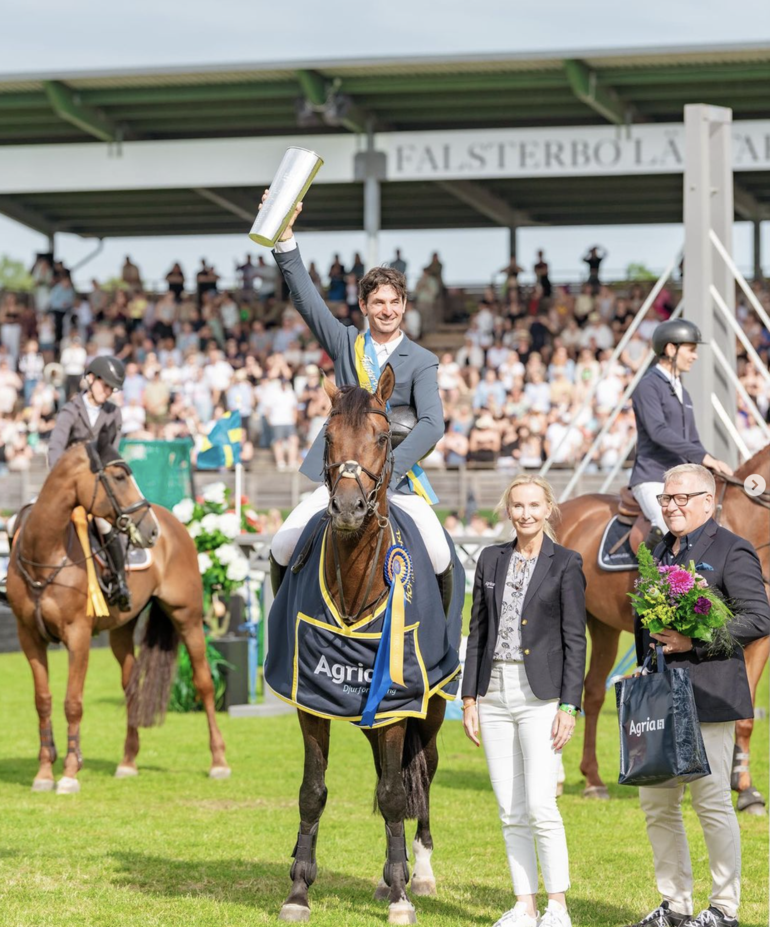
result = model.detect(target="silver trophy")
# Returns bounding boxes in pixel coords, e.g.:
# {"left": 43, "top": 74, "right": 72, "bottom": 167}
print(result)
{"left": 249, "top": 147, "right": 324, "bottom": 247}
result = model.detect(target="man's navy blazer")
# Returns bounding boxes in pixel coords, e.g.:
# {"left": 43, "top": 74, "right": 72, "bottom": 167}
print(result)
{"left": 273, "top": 245, "right": 444, "bottom": 493}
{"left": 635, "top": 519, "right": 770, "bottom": 723}
{"left": 462, "top": 535, "right": 587, "bottom": 708}
{"left": 630, "top": 365, "right": 707, "bottom": 486}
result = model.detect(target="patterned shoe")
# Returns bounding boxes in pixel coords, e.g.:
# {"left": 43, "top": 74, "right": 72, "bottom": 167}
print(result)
{"left": 624, "top": 901, "right": 690, "bottom": 927}
{"left": 682, "top": 909, "right": 738, "bottom": 927}
{"left": 493, "top": 903, "right": 539, "bottom": 927}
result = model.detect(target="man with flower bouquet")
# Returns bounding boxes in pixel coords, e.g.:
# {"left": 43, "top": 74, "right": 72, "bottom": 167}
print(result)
{"left": 623, "top": 464, "right": 770, "bottom": 927}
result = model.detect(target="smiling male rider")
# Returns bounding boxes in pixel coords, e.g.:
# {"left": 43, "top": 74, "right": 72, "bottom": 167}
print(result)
{"left": 265, "top": 195, "right": 452, "bottom": 612}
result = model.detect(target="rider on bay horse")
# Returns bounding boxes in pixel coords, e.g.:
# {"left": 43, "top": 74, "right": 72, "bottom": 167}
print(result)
{"left": 630, "top": 318, "right": 734, "bottom": 549}
{"left": 265, "top": 194, "right": 454, "bottom": 612}
{"left": 46, "top": 355, "right": 132, "bottom": 611}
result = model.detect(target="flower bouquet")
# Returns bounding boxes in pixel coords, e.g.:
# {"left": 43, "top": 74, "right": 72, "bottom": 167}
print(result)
{"left": 629, "top": 543, "right": 736, "bottom": 657}
{"left": 172, "top": 481, "right": 257, "bottom": 632}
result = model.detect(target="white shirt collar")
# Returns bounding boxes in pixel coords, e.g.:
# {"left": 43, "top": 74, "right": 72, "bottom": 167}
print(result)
{"left": 371, "top": 332, "right": 404, "bottom": 360}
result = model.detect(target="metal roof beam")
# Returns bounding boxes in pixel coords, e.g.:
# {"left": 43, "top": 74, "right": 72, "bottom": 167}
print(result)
{"left": 734, "top": 184, "right": 770, "bottom": 220}
{"left": 43, "top": 80, "right": 120, "bottom": 142}
{"left": 193, "top": 187, "right": 255, "bottom": 223}
{"left": 0, "top": 196, "right": 58, "bottom": 235}
{"left": 435, "top": 180, "right": 535, "bottom": 226}
{"left": 563, "top": 59, "right": 643, "bottom": 125}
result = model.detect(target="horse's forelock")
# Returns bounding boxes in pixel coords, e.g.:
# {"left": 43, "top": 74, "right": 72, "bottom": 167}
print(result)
{"left": 332, "top": 386, "right": 381, "bottom": 432}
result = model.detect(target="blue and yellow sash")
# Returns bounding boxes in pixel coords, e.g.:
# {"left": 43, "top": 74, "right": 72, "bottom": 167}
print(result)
{"left": 354, "top": 332, "right": 438, "bottom": 505}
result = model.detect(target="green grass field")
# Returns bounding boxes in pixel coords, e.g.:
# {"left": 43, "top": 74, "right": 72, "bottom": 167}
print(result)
{"left": 0, "top": 645, "right": 766, "bottom": 927}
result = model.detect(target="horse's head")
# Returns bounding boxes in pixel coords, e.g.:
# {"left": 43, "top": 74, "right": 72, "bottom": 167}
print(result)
{"left": 323, "top": 365, "right": 395, "bottom": 534}
{"left": 70, "top": 428, "right": 159, "bottom": 548}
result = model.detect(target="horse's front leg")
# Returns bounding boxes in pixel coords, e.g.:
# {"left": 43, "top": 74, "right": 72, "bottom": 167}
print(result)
{"left": 57, "top": 624, "right": 91, "bottom": 794}
{"left": 280, "top": 711, "right": 331, "bottom": 923}
{"left": 376, "top": 721, "right": 416, "bottom": 926}
{"left": 17, "top": 622, "right": 57, "bottom": 791}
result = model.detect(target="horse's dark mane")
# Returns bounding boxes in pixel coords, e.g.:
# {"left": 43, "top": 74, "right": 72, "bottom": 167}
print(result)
{"left": 332, "top": 385, "right": 378, "bottom": 430}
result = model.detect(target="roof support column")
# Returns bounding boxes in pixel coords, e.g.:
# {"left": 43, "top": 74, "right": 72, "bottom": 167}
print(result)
{"left": 354, "top": 122, "right": 386, "bottom": 272}
{"left": 508, "top": 224, "right": 518, "bottom": 261}
{"left": 753, "top": 218, "right": 763, "bottom": 281}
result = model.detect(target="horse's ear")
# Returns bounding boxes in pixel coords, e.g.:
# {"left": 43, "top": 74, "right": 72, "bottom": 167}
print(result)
{"left": 376, "top": 363, "right": 395, "bottom": 405}
{"left": 322, "top": 374, "right": 339, "bottom": 403}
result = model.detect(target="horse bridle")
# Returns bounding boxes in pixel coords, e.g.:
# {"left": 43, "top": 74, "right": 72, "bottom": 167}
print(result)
{"left": 89, "top": 458, "right": 153, "bottom": 544}
{"left": 713, "top": 470, "right": 770, "bottom": 583}
{"left": 322, "top": 405, "right": 393, "bottom": 623}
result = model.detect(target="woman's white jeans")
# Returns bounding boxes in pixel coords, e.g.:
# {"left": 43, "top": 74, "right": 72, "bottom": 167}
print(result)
{"left": 270, "top": 484, "right": 451, "bottom": 573}
{"left": 479, "top": 661, "right": 570, "bottom": 896}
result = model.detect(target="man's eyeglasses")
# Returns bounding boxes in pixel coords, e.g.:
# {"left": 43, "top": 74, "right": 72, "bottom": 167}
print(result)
{"left": 656, "top": 491, "right": 708, "bottom": 508}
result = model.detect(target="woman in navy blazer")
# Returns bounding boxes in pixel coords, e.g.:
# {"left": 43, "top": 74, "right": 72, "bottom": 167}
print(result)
{"left": 462, "top": 475, "right": 587, "bottom": 927}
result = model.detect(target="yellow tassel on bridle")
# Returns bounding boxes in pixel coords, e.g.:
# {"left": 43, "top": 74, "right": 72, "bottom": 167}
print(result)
{"left": 71, "top": 507, "right": 110, "bottom": 618}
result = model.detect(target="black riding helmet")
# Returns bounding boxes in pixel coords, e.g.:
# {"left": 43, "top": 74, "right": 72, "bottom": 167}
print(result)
{"left": 651, "top": 319, "right": 705, "bottom": 357}
{"left": 85, "top": 356, "right": 126, "bottom": 390}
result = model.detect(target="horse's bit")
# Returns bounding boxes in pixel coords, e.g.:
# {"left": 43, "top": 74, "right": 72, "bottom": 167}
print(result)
{"left": 322, "top": 406, "right": 393, "bottom": 624}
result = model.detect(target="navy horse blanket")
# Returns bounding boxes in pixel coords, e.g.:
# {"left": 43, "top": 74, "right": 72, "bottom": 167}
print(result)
{"left": 264, "top": 508, "right": 464, "bottom": 728}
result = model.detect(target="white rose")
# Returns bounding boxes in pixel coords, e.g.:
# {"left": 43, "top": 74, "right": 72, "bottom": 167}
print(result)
{"left": 216, "top": 543, "right": 240, "bottom": 565}
{"left": 201, "top": 513, "right": 220, "bottom": 534}
{"left": 188, "top": 521, "right": 203, "bottom": 538}
{"left": 218, "top": 512, "right": 240, "bottom": 539}
{"left": 202, "top": 482, "right": 227, "bottom": 505}
{"left": 226, "top": 558, "right": 249, "bottom": 583}
{"left": 172, "top": 498, "right": 195, "bottom": 524}
{"left": 197, "top": 552, "right": 213, "bottom": 574}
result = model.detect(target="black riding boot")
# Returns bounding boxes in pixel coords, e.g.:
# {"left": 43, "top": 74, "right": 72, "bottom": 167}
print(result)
{"left": 644, "top": 526, "right": 664, "bottom": 552}
{"left": 436, "top": 561, "right": 454, "bottom": 619}
{"left": 105, "top": 530, "right": 131, "bottom": 612}
{"left": 270, "top": 552, "right": 287, "bottom": 597}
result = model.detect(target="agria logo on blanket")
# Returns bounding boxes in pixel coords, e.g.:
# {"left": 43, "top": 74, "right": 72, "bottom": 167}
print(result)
{"left": 629, "top": 717, "right": 666, "bottom": 735}
{"left": 315, "top": 655, "right": 374, "bottom": 685}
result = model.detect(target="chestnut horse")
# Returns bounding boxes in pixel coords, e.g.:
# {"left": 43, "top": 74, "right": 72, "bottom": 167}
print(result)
{"left": 278, "top": 367, "right": 452, "bottom": 926}
{"left": 557, "top": 445, "right": 770, "bottom": 812}
{"left": 6, "top": 432, "right": 229, "bottom": 794}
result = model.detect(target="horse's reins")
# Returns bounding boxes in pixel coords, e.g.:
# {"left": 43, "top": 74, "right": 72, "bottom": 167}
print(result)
{"left": 712, "top": 470, "right": 770, "bottom": 583}
{"left": 322, "top": 405, "right": 393, "bottom": 624}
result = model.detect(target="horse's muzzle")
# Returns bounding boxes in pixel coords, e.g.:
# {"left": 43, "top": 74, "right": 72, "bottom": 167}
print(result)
{"left": 329, "top": 493, "right": 366, "bottom": 532}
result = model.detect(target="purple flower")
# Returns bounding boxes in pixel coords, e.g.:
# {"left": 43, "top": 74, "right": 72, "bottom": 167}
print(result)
{"left": 694, "top": 596, "right": 712, "bottom": 615}
{"left": 658, "top": 564, "right": 676, "bottom": 574}
{"left": 668, "top": 569, "right": 695, "bottom": 595}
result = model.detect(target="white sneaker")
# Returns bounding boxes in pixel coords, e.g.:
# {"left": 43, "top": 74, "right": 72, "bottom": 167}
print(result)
{"left": 494, "top": 902, "right": 540, "bottom": 927}
{"left": 538, "top": 901, "right": 572, "bottom": 927}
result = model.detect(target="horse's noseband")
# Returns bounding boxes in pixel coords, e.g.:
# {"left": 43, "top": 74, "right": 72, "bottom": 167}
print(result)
{"left": 324, "top": 407, "right": 393, "bottom": 521}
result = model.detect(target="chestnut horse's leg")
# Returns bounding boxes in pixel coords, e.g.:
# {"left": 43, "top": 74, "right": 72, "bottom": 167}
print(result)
{"left": 580, "top": 615, "right": 621, "bottom": 799}
{"left": 280, "top": 711, "right": 330, "bottom": 923}
{"left": 733, "top": 636, "right": 770, "bottom": 814}
{"left": 110, "top": 619, "right": 141, "bottom": 778}
{"left": 170, "top": 606, "right": 229, "bottom": 777}
{"left": 57, "top": 623, "right": 91, "bottom": 794}
{"left": 17, "top": 622, "right": 57, "bottom": 792}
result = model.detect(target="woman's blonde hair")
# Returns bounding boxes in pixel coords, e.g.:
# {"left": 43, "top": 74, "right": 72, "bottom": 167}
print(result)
{"left": 497, "top": 474, "right": 560, "bottom": 541}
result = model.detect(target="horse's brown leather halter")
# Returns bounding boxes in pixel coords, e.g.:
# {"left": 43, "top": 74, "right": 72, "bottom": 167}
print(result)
{"left": 322, "top": 405, "right": 393, "bottom": 624}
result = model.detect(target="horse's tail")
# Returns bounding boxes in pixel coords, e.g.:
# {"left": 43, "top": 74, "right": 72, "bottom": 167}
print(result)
{"left": 402, "top": 719, "right": 429, "bottom": 821}
{"left": 126, "top": 598, "right": 179, "bottom": 728}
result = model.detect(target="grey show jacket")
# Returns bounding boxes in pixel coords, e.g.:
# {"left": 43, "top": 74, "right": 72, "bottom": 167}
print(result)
{"left": 273, "top": 244, "right": 444, "bottom": 494}
{"left": 47, "top": 393, "right": 122, "bottom": 469}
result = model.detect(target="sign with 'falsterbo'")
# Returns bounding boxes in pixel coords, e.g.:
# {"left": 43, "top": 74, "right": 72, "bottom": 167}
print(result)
{"left": 381, "top": 120, "right": 770, "bottom": 180}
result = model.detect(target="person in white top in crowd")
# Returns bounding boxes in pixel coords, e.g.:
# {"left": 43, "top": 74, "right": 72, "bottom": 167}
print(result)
{"left": 267, "top": 378, "right": 299, "bottom": 471}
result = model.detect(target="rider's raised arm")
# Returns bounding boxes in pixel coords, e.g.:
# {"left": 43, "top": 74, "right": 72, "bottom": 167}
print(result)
{"left": 47, "top": 404, "right": 77, "bottom": 469}
{"left": 390, "top": 359, "right": 444, "bottom": 487}
{"left": 273, "top": 243, "right": 347, "bottom": 360}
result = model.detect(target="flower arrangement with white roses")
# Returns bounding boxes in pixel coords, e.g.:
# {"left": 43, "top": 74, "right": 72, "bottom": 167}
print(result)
{"left": 172, "top": 481, "right": 258, "bottom": 619}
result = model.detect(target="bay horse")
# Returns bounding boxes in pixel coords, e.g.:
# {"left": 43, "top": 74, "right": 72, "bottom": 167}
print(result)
{"left": 6, "top": 430, "right": 229, "bottom": 794}
{"left": 557, "top": 445, "right": 770, "bottom": 812}
{"left": 278, "top": 366, "right": 451, "bottom": 926}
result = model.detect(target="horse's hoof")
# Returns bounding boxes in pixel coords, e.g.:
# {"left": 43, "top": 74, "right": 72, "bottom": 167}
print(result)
{"left": 388, "top": 901, "right": 417, "bottom": 925}
{"left": 209, "top": 765, "right": 232, "bottom": 780}
{"left": 56, "top": 776, "right": 81, "bottom": 795}
{"left": 741, "top": 801, "right": 766, "bottom": 816}
{"left": 115, "top": 765, "right": 138, "bottom": 779}
{"left": 583, "top": 785, "right": 610, "bottom": 800}
{"left": 374, "top": 880, "right": 390, "bottom": 901}
{"left": 411, "top": 877, "right": 436, "bottom": 897}
{"left": 31, "top": 778, "right": 55, "bottom": 793}
{"left": 737, "top": 787, "right": 767, "bottom": 815}
{"left": 279, "top": 904, "right": 311, "bottom": 922}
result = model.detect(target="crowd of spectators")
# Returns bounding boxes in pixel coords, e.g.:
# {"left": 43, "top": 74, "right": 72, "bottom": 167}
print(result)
{"left": 0, "top": 245, "right": 768, "bottom": 479}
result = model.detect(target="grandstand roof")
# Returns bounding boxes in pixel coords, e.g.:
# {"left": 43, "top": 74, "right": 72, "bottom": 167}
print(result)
{"left": 1, "top": 43, "right": 769, "bottom": 237}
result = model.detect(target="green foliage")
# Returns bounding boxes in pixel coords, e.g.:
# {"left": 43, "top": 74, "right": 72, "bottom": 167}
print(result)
{"left": 626, "top": 262, "right": 658, "bottom": 281}
{"left": 168, "top": 639, "right": 231, "bottom": 712}
{"left": 0, "top": 254, "right": 34, "bottom": 292}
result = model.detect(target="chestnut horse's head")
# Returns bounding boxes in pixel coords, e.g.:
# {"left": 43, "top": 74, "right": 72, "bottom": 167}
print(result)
{"left": 322, "top": 365, "right": 395, "bottom": 534}
{"left": 65, "top": 428, "right": 159, "bottom": 548}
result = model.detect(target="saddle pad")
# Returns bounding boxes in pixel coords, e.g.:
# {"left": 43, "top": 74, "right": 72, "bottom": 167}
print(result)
{"left": 264, "top": 508, "right": 463, "bottom": 728}
{"left": 598, "top": 515, "right": 639, "bottom": 572}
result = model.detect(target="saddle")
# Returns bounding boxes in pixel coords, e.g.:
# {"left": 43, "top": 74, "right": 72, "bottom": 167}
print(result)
{"left": 597, "top": 488, "right": 651, "bottom": 572}
{"left": 89, "top": 520, "right": 152, "bottom": 572}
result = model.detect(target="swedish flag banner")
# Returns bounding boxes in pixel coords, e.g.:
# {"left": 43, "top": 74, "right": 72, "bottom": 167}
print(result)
{"left": 197, "top": 411, "right": 242, "bottom": 470}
